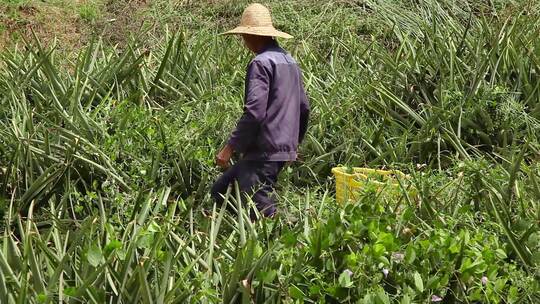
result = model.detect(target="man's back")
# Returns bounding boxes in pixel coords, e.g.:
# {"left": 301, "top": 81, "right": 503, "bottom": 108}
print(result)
{"left": 228, "top": 42, "right": 310, "bottom": 161}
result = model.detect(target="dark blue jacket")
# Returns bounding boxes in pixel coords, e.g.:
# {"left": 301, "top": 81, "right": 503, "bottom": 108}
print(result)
{"left": 228, "top": 42, "right": 310, "bottom": 161}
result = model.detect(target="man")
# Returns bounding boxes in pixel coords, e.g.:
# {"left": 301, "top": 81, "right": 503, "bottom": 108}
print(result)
{"left": 211, "top": 3, "right": 310, "bottom": 220}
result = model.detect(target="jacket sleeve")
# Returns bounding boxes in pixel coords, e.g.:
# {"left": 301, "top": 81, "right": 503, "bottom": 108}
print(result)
{"left": 298, "top": 74, "right": 310, "bottom": 144}
{"left": 228, "top": 60, "right": 270, "bottom": 153}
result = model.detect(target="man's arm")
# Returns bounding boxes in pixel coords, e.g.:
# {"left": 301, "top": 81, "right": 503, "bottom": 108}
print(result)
{"left": 229, "top": 60, "right": 270, "bottom": 153}
{"left": 217, "top": 61, "right": 269, "bottom": 168}
{"left": 298, "top": 77, "right": 310, "bottom": 144}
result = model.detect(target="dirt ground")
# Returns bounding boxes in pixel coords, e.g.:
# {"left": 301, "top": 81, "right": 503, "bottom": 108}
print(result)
{"left": 0, "top": 0, "right": 151, "bottom": 51}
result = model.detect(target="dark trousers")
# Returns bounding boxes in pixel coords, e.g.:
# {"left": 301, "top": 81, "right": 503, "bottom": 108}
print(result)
{"left": 211, "top": 160, "right": 285, "bottom": 220}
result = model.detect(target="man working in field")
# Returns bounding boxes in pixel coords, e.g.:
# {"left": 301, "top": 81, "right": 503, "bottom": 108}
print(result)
{"left": 211, "top": 3, "right": 310, "bottom": 220}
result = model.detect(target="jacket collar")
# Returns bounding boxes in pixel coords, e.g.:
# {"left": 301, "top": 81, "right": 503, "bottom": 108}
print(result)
{"left": 257, "top": 40, "right": 280, "bottom": 54}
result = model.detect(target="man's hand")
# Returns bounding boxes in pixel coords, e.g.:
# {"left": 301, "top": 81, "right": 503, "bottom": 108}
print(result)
{"left": 216, "top": 144, "right": 234, "bottom": 169}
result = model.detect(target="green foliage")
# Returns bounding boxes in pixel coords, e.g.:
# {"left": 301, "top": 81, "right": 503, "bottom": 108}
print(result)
{"left": 2, "top": 0, "right": 30, "bottom": 5}
{"left": 79, "top": 2, "right": 101, "bottom": 23}
{"left": 0, "top": 0, "right": 539, "bottom": 302}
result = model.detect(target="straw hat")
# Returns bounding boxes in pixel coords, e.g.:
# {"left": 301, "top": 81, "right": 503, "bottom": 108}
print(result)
{"left": 223, "top": 3, "right": 293, "bottom": 39}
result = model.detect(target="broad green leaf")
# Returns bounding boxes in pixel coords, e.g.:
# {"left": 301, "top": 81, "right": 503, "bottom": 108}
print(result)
{"left": 64, "top": 287, "right": 77, "bottom": 297}
{"left": 37, "top": 293, "right": 47, "bottom": 303}
{"left": 495, "top": 249, "right": 507, "bottom": 259}
{"left": 309, "top": 285, "right": 321, "bottom": 296}
{"left": 405, "top": 245, "right": 416, "bottom": 264}
{"left": 137, "top": 232, "right": 154, "bottom": 249}
{"left": 259, "top": 270, "right": 277, "bottom": 284}
{"left": 376, "top": 289, "right": 390, "bottom": 304}
{"left": 338, "top": 271, "right": 353, "bottom": 288}
{"left": 401, "top": 294, "right": 411, "bottom": 304}
{"left": 147, "top": 220, "right": 161, "bottom": 233}
{"left": 87, "top": 244, "right": 104, "bottom": 267}
{"left": 413, "top": 272, "right": 424, "bottom": 293}
{"left": 373, "top": 244, "right": 385, "bottom": 256}
{"left": 104, "top": 240, "right": 122, "bottom": 254}
{"left": 289, "top": 285, "right": 305, "bottom": 300}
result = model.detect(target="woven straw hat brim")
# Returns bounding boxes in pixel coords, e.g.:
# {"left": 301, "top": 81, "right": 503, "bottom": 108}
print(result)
{"left": 223, "top": 26, "right": 293, "bottom": 39}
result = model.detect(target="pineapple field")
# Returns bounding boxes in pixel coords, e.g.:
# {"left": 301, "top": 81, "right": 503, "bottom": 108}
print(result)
{"left": 0, "top": 0, "right": 539, "bottom": 303}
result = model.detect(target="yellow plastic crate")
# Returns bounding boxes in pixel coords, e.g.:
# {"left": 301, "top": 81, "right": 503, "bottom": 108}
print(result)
{"left": 332, "top": 167, "right": 413, "bottom": 204}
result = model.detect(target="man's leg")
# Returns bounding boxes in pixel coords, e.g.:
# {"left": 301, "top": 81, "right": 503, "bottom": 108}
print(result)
{"left": 211, "top": 161, "right": 257, "bottom": 215}
{"left": 238, "top": 161, "right": 285, "bottom": 220}
{"left": 211, "top": 161, "right": 284, "bottom": 220}
{"left": 210, "top": 162, "right": 240, "bottom": 205}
